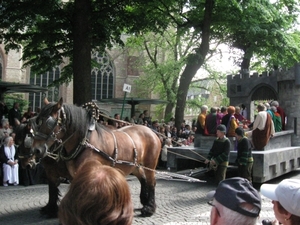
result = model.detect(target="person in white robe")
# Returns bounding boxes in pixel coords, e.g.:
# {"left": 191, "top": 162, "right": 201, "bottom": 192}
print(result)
{"left": 0, "top": 136, "right": 19, "bottom": 186}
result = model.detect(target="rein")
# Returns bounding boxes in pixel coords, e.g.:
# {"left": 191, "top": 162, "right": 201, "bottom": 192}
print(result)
{"left": 31, "top": 103, "right": 206, "bottom": 183}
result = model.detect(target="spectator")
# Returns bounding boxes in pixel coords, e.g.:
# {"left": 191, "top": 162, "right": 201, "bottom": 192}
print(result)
{"left": 240, "top": 104, "right": 247, "bottom": 120}
{"left": 260, "top": 179, "right": 300, "bottom": 225}
{"left": 0, "top": 101, "right": 8, "bottom": 120}
{"left": 270, "top": 106, "right": 282, "bottom": 132}
{"left": 21, "top": 107, "right": 34, "bottom": 122}
{"left": 150, "top": 120, "right": 160, "bottom": 132}
{"left": 164, "top": 124, "right": 172, "bottom": 138}
{"left": 194, "top": 105, "right": 208, "bottom": 147}
{"left": 112, "top": 113, "right": 121, "bottom": 128}
{"left": 158, "top": 126, "right": 166, "bottom": 144}
{"left": 247, "top": 103, "right": 275, "bottom": 150}
{"left": 8, "top": 102, "right": 21, "bottom": 128}
{"left": 170, "top": 126, "right": 179, "bottom": 143}
{"left": 270, "top": 100, "right": 286, "bottom": 130}
{"left": 204, "top": 107, "right": 218, "bottom": 136}
{"left": 181, "top": 124, "right": 191, "bottom": 139}
{"left": 0, "top": 119, "right": 13, "bottom": 145}
{"left": 180, "top": 138, "right": 188, "bottom": 146}
{"left": 33, "top": 107, "right": 41, "bottom": 116}
{"left": 234, "top": 106, "right": 246, "bottom": 123}
{"left": 216, "top": 106, "right": 227, "bottom": 126}
{"left": 58, "top": 161, "right": 133, "bottom": 225}
{"left": 187, "top": 134, "right": 194, "bottom": 146}
{"left": 161, "top": 138, "right": 172, "bottom": 169}
{"left": 143, "top": 110, "right": 151, "bottom": 125}
{"left": 207, "top": 177, "right": 261, "bottom": 225}
{"left": 221, "top": 106, "right": 239, "bottom": 137}
{"left": 137, "top": 113, "right": 144, "bottom": 125}
{"left": 265, "top": 102, "right": 274, "bottom": 119}
{"left": 0, "top": 136, "right": 19, "bottom": 186}
{"left": 235, "top": 127, "right": 253, "bottom": 182}
{"left": 130, "top": 114, "right": 137, "bottom": 124}
{"left": 204, "top": 124, "right": 231, "bottom": 184}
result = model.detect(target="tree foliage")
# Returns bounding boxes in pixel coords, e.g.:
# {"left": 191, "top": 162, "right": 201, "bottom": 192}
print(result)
{"left": 0, "top": 0, "right": 170, "bottom": 105}
{"left": 0, "top": 0, "right": 299, "bottom": 126}
{"left": 214, "top": 0, "right": 300, "bottom": 71}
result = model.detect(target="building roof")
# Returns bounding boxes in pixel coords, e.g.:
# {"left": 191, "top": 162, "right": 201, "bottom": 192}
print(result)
{"left": 0, "top": 81, "right": 48, "bottom": 100}
{"left": 0, "top": 81, "right": 48, "bottom": 94}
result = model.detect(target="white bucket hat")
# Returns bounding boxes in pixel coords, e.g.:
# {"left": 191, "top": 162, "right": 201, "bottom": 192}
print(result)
{"left": 260, "top": 179, "right": 300, "bottom": 216}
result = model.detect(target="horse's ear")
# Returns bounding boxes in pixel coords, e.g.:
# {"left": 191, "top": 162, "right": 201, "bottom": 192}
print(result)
{"left": 44, "top": 98, "right": 49, "bottom": 105}
{"left": 51, "top": 98, "right": 63, "bottom": 113}
{"left": 57, "top": 98, "right": 63, "bottom": 109}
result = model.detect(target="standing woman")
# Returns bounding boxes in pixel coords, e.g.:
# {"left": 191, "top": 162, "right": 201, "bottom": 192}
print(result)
{"left": 0, "top": 136, "right": 19, "bottom": 186}
{"left": 235, "top": 127, "right": 253, "bottom": 182}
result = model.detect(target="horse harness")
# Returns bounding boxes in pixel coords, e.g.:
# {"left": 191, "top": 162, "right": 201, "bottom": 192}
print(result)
{"left": 32, "top": 103, "right": 139, "bottom": 168}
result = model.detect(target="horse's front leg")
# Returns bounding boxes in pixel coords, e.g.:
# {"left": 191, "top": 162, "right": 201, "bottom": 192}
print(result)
{"left": 40, "top": 179, "right": 61, "bottom": 218}
{"left": 40, "top": 157, "right": 61, "bottom": 218}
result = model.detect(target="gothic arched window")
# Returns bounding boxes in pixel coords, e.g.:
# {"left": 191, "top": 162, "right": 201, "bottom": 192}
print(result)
{"left": 29, "top": 67, "right": 60, "bottom": 110}
{"left": 91, "top": 51, "right": 114, "bottom": 100}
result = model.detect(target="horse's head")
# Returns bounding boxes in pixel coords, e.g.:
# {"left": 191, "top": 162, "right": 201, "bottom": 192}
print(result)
{"left": 15, "top": 122, "right": 36, "bottom": 169}
{"left": 31, "top": 97, "right": 65, "bottom": 156}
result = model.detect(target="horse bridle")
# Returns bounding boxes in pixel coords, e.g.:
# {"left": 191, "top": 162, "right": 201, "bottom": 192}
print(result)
{"left": 31, "top": 106, "right": 66, "bottom": 142}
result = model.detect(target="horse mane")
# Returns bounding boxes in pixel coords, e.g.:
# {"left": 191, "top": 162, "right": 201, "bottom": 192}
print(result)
{"left": 62, "top": 104, "right": 91, "bottom": 139}
{"left": 39, "top": 101, "right": 112, "bottom": 140}
{"left": 14, "top": 123, "right": 27, "bottom": 134}
{"left": 14, "top": 123, "right": 30, "bottom": 146}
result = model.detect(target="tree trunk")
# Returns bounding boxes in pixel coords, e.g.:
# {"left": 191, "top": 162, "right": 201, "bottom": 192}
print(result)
{"left": 164, "top": 102, "right": 174, "bottom": 120}
{"left": 240, "top": 49, "right": 253, "bottom": 71}
{"left": 72, "top": 0, "right": 92, "bottom": 105}
{"left": 174, "top": 0, "right": 214, "bottom": 131}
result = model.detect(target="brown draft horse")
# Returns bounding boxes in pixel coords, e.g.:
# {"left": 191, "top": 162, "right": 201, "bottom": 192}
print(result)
{"left": 30, "top": 98, "right": 161, "bottom": 217}
{"left": 15, "top": 122, "right": 72, "bottom": 218}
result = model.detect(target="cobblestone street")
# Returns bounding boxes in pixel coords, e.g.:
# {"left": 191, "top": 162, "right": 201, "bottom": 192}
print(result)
{"left": 1, "top": 169, "right": 300, "bottom": 225}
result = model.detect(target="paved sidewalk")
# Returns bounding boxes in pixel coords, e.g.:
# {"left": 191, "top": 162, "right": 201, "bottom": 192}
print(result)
{"left": 1, "top": 169, "right": 300, "bottom": 225}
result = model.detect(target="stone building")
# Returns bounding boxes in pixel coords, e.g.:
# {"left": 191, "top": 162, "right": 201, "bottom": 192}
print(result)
{"left": 227, "top": 63, "right": 300, "bottom": 146}
{"left": 0, "top": 44, "right": 158, "bottom": 119}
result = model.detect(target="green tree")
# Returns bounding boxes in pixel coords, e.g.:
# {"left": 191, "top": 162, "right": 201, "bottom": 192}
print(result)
{"left": 216, "top": 0, "right": 300, "bottom": 71}
{"left": 0, "top": 0, "right": 169, "bottom": 105}
{"left": 126, "top": 28, "right": 196, "bottom": 121}
{"left": 129, "top": 0, "right": 300, "bottom": 130}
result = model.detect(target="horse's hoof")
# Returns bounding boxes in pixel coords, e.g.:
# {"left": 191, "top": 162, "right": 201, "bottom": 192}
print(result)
{"left": 141, "top": 206, "right": 155, "bottom": 217}
{"left": 40, "top": 206, "right": 58, "bottom": 218}
{"left": 40, "top": 206, "right": 48, "bottom": 215}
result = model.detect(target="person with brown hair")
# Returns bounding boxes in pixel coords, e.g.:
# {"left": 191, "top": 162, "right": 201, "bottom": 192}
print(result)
{"left": 58, "top": 160, "right": 133, "bottom": 225}
{"left": 221, "top": 106, "right": 239, "bottom": 137}
{"left": 261, "top": 179, "right": 300, "bottom": 225}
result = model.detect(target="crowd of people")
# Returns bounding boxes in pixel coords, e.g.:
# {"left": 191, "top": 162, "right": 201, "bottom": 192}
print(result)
{"left": 194, "top": 101, "right": 287, "bottom": 184}
{"left": 0, "top": 100, "right": 297, "bottom": 225}
{"left": 0, "top": 102, "right": 40, "bottom": 187}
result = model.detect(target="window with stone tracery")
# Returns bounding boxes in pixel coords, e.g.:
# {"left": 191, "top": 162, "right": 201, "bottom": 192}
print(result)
{"left": 29, "top": 67, "right": 60, "bottom": 110}
{"left": 91, "top": 51, "right": 114, "bottom": 100}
